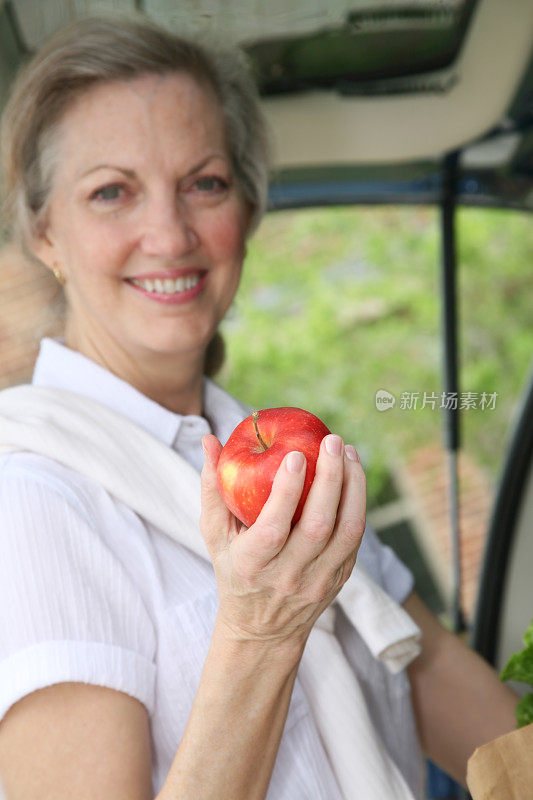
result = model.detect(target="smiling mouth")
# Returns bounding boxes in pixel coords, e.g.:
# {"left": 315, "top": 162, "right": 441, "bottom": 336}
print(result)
{"left": 126, "top": 272, "right": 205, "bottom": 295}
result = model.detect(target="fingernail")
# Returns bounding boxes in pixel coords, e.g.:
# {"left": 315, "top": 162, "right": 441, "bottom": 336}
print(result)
{"left": 345, "top": 445, "right": 359, "bottom": 462}
{"left": 286, "top": 451, "right": 305, "bottom": 473}
{"left": 325, "top": 434, "right": 343, "bottom": 457}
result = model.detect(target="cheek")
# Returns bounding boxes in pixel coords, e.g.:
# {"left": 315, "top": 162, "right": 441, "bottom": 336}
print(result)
{"left": 65, "top": 218, "right": 133, "bottom": 274}
{"left": 206, "top": 205, "right": 248, "bottom": 260}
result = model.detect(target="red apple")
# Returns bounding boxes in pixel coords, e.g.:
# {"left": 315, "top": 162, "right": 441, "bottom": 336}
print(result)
{"left": 217, "top": 407, "right": 331, "bottom": 528}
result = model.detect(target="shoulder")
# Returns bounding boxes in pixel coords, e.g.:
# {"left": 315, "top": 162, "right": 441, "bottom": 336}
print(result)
{"left": 0, "top": 451, "right": 138, "bottom": 567}
{"left": 0, "top": 450, "right": 165, "bottom": 613}
{"left": 0, "top": 453, "right": 158, "bottom": 716}
{"left": 0, "top": 452, "right": 151, "bottom": 570}
{"left": 0, "top": 452, "right": 99, "bottom": 521}
{"left": 0, "top": 451, "right": 163, "bottom": 579}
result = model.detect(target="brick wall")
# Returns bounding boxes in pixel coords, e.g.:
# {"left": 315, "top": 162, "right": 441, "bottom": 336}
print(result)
{"left": 393, "top": 444, "right": 494, "bottom": 621}
{"left": 0, "top": 242, "right": 65, "bottom": 388}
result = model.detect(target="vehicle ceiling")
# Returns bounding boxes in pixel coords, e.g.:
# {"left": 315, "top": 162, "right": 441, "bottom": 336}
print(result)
{"left": 0, "top": 0, "right": 532, "bottom": 210}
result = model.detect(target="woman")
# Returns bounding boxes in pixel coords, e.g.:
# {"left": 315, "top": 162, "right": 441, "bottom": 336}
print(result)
{"left": 0, "top": 12, "right": 517, "bottom": 800}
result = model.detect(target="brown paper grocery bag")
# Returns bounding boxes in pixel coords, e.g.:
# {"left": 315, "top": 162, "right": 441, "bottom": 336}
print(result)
{"left": 466, "top": 723, "right": 533, "bottom": 799}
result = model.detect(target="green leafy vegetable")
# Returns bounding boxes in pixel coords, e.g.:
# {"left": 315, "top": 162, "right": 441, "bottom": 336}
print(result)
{"left": 500, "top": 645, "right": 533, "bottom": 685}
{"left": 516, "top": 694, "right": 533, "bottom": 728}
{"left": 500, "top": 618, "right": 533, "bottom": 728}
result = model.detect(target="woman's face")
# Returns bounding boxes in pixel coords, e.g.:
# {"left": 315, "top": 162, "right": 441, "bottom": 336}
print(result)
{"left": 34, "top": 72, "right": 250, "bottom": 370}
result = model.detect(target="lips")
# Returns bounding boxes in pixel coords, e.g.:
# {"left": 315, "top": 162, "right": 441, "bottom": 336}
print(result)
{"left": 126, "top": 267, "right": 206, "bottom": 281}
{"left": 125, "top": 269, "right": 208, "bottom": 304}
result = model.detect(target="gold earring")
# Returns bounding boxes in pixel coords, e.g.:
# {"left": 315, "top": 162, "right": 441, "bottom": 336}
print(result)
{"left": 52, "top": 264, "right": 66, "bottom": 286}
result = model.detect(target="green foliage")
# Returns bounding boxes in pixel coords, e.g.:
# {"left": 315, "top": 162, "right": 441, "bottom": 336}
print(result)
{"left": 500, "top": 645, "right": 533, "bottom": 686}
{"left": 516, "top": 694, "right": 533, "bottom": 728}
{"left": 218, "top": 206, "right": 533, "bottom": 509}
{"left": 500, "top": 619, "right": 533, "bottom": 728}
{"left": 525, "top": 619, "right": 533, "bottom": 649}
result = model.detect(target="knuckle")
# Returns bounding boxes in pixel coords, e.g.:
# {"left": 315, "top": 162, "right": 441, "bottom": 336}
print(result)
{"left": 317, "top": 461, "right": 342, "bottom": 485}
{"left": 301, "top": 510, "right": 331, "bottom": 543}
{"left": 311, "top": 571, "right": 340, "bottom": 603}
{"left": 337, "top": 514, "right": 366, "bottom": 546}
{"left": 234, "top": 543, "right": 276, "bottom": 584}
{"left": 257, "top": 518, "right": 287, "bottom": 548}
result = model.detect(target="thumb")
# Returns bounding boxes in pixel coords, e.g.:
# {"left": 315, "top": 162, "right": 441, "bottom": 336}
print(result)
{"left": 200, "top": 434, "right": 235, "bottom": 554}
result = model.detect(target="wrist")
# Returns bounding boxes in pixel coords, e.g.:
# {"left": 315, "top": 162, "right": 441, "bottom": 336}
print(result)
{"left": 212, "top": 612, "right": 306, "bottom": 672}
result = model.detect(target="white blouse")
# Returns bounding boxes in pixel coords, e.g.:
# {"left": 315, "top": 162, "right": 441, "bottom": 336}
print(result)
{"left": 0, "top": 337, "right": 425, "bottom": 799}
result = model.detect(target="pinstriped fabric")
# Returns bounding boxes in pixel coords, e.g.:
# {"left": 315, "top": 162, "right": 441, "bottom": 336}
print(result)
{"left": 0, "top": 455, "right": 344, "bottom": 799}
{"left": 0, "top": 469, "right": 156, "bottom": 661}
{"left": 0, "top": 337, "right": 424, "bottom": 798}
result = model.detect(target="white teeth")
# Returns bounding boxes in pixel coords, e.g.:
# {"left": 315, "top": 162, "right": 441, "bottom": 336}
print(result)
{"left": 131, "top": 274, "right": 202, "bottom": 294}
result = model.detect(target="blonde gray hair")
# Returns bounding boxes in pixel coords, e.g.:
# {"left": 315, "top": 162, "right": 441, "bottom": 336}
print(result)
{"left": 0, "top": 11, "right": 271, "bottom": 249}
{"left": 0, "top": 12, "right": 271, "bottom": 378}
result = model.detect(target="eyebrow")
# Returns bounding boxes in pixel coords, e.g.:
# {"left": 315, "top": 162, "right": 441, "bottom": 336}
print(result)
{"left": 76, "top": 165, "right": 136, "bottom": 180}
{"left": 75, "top": 154, "right": 229, "bottom": 181}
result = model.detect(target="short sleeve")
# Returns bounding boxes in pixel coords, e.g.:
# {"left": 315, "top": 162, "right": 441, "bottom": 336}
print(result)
{"left": 0, "top": 459, "right": 157, "bottom": 725}
{"left": 357, "top": 522, "right": 414, "bottom": 605}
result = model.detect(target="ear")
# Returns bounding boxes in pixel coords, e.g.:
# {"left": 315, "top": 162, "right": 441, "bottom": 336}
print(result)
{"left": 30, "top": 226, "right": 56, "bottom": 273}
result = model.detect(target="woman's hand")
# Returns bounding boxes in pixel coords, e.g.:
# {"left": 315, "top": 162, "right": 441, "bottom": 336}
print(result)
{"left": 200, "top": 432, "right": 366, "bottom": 649}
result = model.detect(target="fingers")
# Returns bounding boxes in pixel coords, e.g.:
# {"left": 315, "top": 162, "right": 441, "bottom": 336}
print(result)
{"left": 283, "top": 433, "right": 345, "bottom": 563}
{"left": 201, "top": 427, "right": 365, "bottom": 597}
{"left": 235, "top": 450, "right": 307, "bottom": 571}
{"left": 323, "top": 446, "right": 366, "bottom": 569}
{"left": 200, "top": 434, "right": 237, "bottom": 556}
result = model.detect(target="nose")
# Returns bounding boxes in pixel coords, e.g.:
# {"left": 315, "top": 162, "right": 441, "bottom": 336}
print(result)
{"left": 139, "top": 196, "right": 199, "bottom": 259}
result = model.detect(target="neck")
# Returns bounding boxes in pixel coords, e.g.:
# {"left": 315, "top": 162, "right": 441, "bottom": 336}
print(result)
{"left": 64, "top": 325, "right": 207, "bottom": 417}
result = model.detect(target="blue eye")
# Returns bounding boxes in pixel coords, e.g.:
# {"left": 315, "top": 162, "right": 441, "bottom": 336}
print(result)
{"left": 194, "top": 176, "right": 228, "bottom": 192}
{"left": 92, "top": 184, "right": 123, "bottom": 201}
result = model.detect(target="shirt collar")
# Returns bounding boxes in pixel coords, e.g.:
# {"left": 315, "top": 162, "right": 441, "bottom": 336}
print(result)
{"left": 31, "top": 337, "right": 250, "bottom": 451}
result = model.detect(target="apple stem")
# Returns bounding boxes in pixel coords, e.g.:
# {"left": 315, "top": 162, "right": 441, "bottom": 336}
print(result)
{"left": 252, "top": 410, "right": 269, "bottom": 451}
